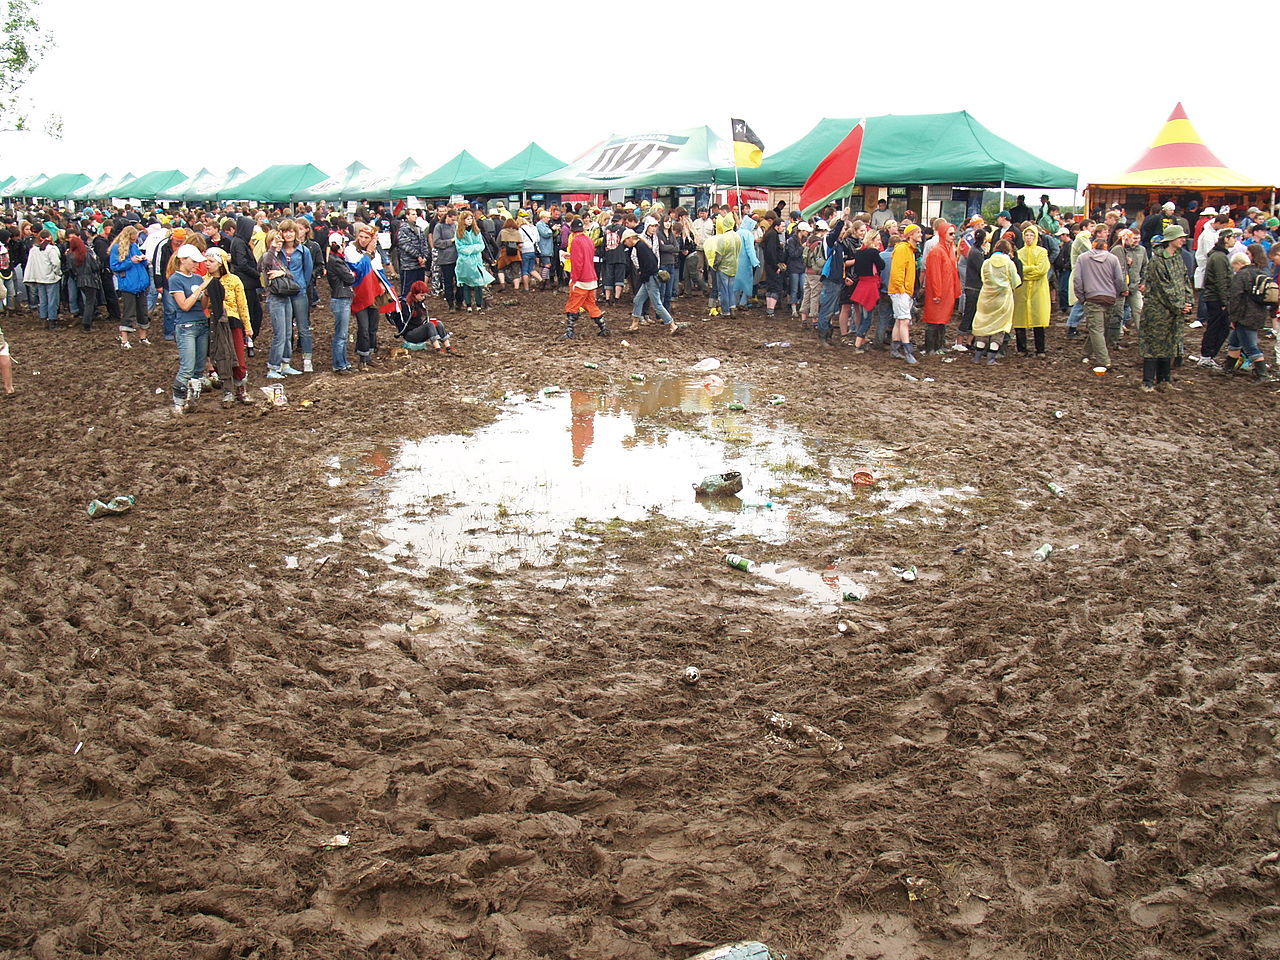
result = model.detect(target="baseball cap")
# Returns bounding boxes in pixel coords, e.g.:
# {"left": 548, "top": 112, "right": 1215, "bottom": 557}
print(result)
{"left": 796, "top": 221, "right": 812, "bottom": 232}
{"left": 814, "top": 219, "right": 829, "bottom": 230}
{"left": 1162, "top": 201, "right": 1176, "bottom": 211}
{"left": 175, "top": 243, "right": 205, "bottom": 261}
{"left": 621, "top": 228, "right": 640, "bottom": 241}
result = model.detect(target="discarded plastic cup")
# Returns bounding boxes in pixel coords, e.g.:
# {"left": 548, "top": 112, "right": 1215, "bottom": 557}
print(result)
{"left": 899, "top": 566, "right": 918, "bottom": 582}
{"left": 1033, "top": 543, "right": 1053, "bottom": 561}
{"left": 725, "top": 553, "right": 756, "bottom": 572}
{"left": 852, "top": 467, "right": 876, "bottom": 487}
{"left": 1093, "top": 366, "right": 1108, "bottom": 376}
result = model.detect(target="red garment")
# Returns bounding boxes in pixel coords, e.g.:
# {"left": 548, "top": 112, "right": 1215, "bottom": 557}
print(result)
{"left": 1193, "top": 215, "right": 1209, "bottom": 244}
{"left": 851, "top": 275, "right": 880, "bottom": 313}
{"left": 923, "top": 222, "right": 960, "bottom": 325}
{"left": 569, "top": 232, "right": 597, "bottom": 284}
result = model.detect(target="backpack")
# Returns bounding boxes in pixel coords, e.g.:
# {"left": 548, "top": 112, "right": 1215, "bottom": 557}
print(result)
{"left": 1249, "top": 272, "right": 1279, "bottom": 306}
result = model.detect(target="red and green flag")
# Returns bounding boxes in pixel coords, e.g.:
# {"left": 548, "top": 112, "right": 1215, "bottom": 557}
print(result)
{"left": 800, "top": 118, "right": 867, "bottom": 219}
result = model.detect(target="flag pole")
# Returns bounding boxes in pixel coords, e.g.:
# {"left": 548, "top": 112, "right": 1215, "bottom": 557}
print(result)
{"left": 730, "top": 118, "right": 741, "bottom": 217}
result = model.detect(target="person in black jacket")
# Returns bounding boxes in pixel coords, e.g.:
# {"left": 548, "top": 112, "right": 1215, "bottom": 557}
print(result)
{"left": 623, "top": 228, "right": 680, "bottom": 335}
{"left": 325, "top": 233, "right": 355, "bottom": 373}
{"left": 761, "top": 217, "right": 787, "bottom": 317}
{"left": 395, "top": 209, "right": 431, "bottom": 296}
{"left": 229, "top": 216, "right": 263, "bottom": 338}
{"left": 90, "top": 224, "right": 122, "bottom": 325}
{"left": 959, "top": 229, "right": 988, "bottom": 347}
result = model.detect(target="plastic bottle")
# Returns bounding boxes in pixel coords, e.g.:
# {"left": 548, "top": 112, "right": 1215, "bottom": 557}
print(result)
{"left": 725, "top": 553, "right": 756, "bottom": 572}
{"left": 727, "top": 401, "right": 746, "bottom": 411}
{"left": 1033, "top": 543, "right": 1053, "bottom": 561}
{"left": 630, "top": 373, "right": 646, "bottom": 382}
{"left": 583, "top": 362, "right": 599, "bottom": 369}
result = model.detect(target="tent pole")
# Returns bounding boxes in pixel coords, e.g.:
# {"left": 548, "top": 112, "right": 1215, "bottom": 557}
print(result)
{"left": 999, "top": 180, "right": 1005, "bottom": 213}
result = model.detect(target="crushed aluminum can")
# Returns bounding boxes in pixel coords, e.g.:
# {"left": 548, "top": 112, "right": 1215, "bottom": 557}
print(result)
{"left": 681, "top": 666, "right": 700, "bottom": 686}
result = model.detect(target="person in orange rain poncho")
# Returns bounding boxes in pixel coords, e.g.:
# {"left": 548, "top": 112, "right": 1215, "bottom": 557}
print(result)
{"left": 922, "top": 220, "right": 960, "bottom": 354}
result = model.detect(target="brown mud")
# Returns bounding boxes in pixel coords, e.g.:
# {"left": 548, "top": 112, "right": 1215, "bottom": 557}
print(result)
{"left": 1, "top": 289, "right": 1279, "bottom": 960}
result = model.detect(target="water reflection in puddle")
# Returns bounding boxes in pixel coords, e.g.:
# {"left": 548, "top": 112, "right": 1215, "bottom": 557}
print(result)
{"left": 378, "top": 378, "right": 844, "bottom": 571}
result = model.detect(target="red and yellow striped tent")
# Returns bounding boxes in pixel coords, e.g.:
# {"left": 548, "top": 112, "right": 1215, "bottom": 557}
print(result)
{"left": 1086, "top": 103, "right": 1273, "bottom": 212}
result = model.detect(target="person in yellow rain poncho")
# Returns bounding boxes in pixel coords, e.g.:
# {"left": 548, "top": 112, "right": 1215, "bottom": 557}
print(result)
{"left": 716, "top": 212, "right": 736, "bottom": 234}
{"left": 704, "top": 228, "right": 742, "bottom": 317}
{"left": 971, "top": 238, "right": 1022, "bottom": 365}
{"left": 1012, "top": 225, "right": 1051, "bottom": 356}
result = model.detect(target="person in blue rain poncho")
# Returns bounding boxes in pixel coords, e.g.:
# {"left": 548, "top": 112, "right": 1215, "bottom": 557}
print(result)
{"left": 734, "top": 214, "right": 759, "bottom": 307}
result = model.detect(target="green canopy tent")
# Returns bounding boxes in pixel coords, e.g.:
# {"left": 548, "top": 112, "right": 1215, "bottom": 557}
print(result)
{"left": 387, "top": 156, "right": 426, "bottom": 195}
{"left": 736, "top": 112, "right": 1077, "bottom": 189}
{"left": 0, "top": 175, "right": 15, "bottom": 195}
{"left": 233, "top": 163, "right": 329, "bottom": 203}
{"left": 68, "top": 173, "right": 113, "bottom": 201}
{"left": 293, "top": 161, "right": 393, "bottom": 201}
{"left": 391, "top": 151, "right": 492, "bottom": 199}
{"left": 528, "top": 127, "right": 732, "bottom": 193}
{"left": 116, "top": 169, "right": 189, "bottom": 199}
{"left": 293, "top": 161, "right": 368, "bottom": 201}
{"left": 97, "top": 172, "right": 137, "bottom": 198}
{"left": 32, "top": 172, "right": 91, "bottom": 199}
{"left": 158, "top": 168, "right": 215, "bottom": 201}
{"left": 213, "top": 167, "right": 250, "bottom": 200}
{"left": 478, "top": 143, "right": 566, "bottom": 195}
{"left": 8, "top": 173, "right": 49, "bottom": 197}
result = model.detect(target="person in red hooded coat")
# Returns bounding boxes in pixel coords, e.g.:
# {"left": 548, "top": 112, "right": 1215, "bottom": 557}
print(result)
{"left": 922, "top": 220, "right": 960, "bottom": 354}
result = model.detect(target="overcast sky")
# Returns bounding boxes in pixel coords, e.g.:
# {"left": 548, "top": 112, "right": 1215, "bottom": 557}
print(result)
{"left": 3, "top": 0, "right": 1275, "bottom": 199}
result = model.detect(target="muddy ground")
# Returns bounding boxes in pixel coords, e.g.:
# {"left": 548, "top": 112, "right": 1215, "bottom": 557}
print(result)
{"left": 1, "top": 285, "right": 1279, "bottom": 960}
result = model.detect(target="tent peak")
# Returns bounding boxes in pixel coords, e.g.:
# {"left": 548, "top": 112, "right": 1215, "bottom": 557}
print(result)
{"left": 1168, "top": 102, "right": 1188, "bottom": 121}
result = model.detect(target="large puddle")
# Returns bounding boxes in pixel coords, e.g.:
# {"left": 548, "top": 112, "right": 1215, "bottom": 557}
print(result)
{"left": 332, "top": 375, "right": 974, "bottom": 574}
{"left": 369, "top": 377, "right": 852, "bottom": 571}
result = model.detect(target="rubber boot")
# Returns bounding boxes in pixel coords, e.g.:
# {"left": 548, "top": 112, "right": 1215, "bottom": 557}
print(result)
{"left": 902, "top": 342, "right": 919, "bottom": 364}
{"left": 595, "top": 316, "right": 609, "bottom": 337}
{"left": 889, "top": 340, "right": 903, "bottom": 359}
{"left": 1014, "top": 329, "right": 1029, "bottom": 354}
{"left": 971, "top": 343, "right": 985, "bottom": 363}
{"left": 562, "top": 314, "right": 576, "bottom": 339}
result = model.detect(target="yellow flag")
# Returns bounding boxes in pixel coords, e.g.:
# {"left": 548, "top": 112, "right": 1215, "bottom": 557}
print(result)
{"left": 731, "top": 118, "right": 764, "bottom": 169}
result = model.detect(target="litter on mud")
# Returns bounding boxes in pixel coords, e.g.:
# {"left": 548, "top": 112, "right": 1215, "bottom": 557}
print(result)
{"left": 86, "top": 494, "right": 136, "bottom": 518}
{"left": 694, "top": 471, "right": 744, "bottom": 497}
{"left": 687, "top": 942, "right": 780, "bottom": 960}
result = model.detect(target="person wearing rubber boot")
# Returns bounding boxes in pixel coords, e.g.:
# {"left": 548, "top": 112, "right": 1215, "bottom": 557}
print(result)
{"left": 888, "top": 223, "right": 921, "bottom": 363}
{"left": 1138, "top": 225, "right": 1194, "bottom": 392}
{"left": 562, "top": 219, "right": 608, "bottom": 339}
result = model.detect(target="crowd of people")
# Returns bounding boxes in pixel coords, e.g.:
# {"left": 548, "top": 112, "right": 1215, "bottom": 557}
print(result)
{"left": 0, "top": 191, "right": 1277, "bottom": 408}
